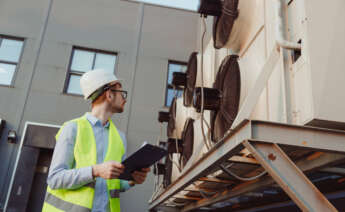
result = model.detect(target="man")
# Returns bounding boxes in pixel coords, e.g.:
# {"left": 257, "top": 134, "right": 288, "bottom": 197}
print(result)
{"left": 42, "top": 69, "right": 150, "bottom": 212}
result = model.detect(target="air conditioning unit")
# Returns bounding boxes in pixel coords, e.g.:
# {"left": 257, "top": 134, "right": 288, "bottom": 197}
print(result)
{"left": 180, "top": 114, "right": 211, "bottom": 173}
{"left": 198, "top": 0, "right": 222, "bottom": 17}
{"left": 184, "top": 49, "right": 215, "bottom": 107}
{"left": 167, "top": 97, "right": 198, "bottom": 139}
{"left": 213, "top": 0, "right": 265, "bottom": 54}
{"left": 287, "top": 0, "right": 345, "bottom": 130}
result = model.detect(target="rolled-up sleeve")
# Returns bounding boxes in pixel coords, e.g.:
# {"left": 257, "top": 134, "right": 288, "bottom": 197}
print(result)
{"left": 47, "top": 122, "right": 94, "bottom": 190}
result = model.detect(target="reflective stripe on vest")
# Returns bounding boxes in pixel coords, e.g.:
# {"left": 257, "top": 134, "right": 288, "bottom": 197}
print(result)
{"left": 42, "top": 116, "right": 125, "bottom": 212}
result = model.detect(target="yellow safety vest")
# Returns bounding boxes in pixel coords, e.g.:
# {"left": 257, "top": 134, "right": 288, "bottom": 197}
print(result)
{"left": 42, "top": 116, "right": 125, "bottom": 212}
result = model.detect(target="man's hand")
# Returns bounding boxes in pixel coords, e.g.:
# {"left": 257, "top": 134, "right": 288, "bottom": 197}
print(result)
{"left": 130, "top": 167, "right": 150, "bottom": 185}
{"left": 92, "top": 161, "right": 124, "bottom": 179}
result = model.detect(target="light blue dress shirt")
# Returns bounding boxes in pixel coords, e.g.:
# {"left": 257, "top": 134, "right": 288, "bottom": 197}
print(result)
{"left": 47, "top": 113, "right": 131, "bottom": 212}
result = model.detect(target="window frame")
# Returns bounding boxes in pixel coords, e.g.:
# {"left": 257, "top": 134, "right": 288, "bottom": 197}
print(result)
{"left": 164, "top": 60, "right": 187, "bottom": 107}
{"left": 123, "top": 0, "right": 199, "bottom": 12}
{"left": 0, "top": 34, "right": 25, "bottom": 87}
{"left": 63, "top": 46, "right": 118, "bottom": 96}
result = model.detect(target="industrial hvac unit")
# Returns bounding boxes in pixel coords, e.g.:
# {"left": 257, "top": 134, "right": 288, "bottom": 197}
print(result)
{"left": 183, "top": 50, "right": 215, "bottom": 106}
{"left": 167, "top": 97, "right": 197, "bottom": 139}
{"left": 213, "top": 0, "right": 264, "bottom": 54}
{"left": 180, "top": 114, "right": 211, "bottom": 173}
{"left": 286, "top": 0, "right": 345, "bottom": 129}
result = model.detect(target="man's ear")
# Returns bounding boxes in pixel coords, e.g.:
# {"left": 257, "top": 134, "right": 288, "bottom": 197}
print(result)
{"left": 105, "top": 90, "right": 112, "bottom": 101}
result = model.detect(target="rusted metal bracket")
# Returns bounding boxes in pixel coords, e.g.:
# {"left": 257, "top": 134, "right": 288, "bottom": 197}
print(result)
{"left": 243, "top": 140, "right": 337, "bottom": 212}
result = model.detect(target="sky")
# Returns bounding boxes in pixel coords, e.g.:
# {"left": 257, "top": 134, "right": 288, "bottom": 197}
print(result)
{"left": 134, "top": 0, "right": 199, "bottom": 11}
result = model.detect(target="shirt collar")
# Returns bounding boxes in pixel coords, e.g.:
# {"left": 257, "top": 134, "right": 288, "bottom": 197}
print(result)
{"left": 85, "top": 113, "right": 110, "bottom": 128}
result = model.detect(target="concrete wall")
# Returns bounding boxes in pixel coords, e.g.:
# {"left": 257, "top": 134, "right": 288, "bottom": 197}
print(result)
{"left": 0, "top": 0, "right": 198, "bottom": 210}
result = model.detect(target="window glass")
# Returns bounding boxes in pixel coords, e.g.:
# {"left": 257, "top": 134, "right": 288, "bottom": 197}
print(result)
{"left": 132, "top": 0, "right": 199, "bottom": 11}
{"left": 94, "top": 53, "right": 116, "bottom": 73}
{"left": 0, "top": 63, "right": 16, "bottom": 85}
{"left": 66, "top": 74, "right": 82, "bottom": 95}
{"left": 70, "top": 50, "right": 95, "bottom": 72}
{"left": 66, "top": 48, "right": 117, "bottom": 96}
{"left": 0, "top": 39, "right": 23, "bottom": 63}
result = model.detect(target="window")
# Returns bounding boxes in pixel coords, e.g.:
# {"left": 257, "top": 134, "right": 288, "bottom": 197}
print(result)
{"left": 0, "top": 36, "right": 24, "bottom": 86}
{"left": 129, "top": 0, "right": 199, "bottom": 11}
{"left": 65, "top": 47, "right": 117, "bottom": 95}
{"left": 165, "top": 61, "right": 187, "bottom": 107}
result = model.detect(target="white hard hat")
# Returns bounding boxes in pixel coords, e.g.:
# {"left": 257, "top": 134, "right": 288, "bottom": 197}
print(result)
{"left": 80, "top": 69, "right": 122, "bottom": 100}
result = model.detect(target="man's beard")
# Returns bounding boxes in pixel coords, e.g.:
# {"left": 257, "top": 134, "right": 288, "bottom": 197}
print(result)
{"left": 111, "top": 103, "right": 124, "bottom": 113}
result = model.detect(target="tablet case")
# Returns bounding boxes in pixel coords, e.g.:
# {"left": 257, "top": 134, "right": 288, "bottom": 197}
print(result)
{"left": 119, "top": 143, "right": 168, "bottom": 181}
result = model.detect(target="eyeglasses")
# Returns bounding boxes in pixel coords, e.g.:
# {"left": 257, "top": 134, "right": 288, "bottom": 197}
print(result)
{"left": 110, "top": 89, "right": 128, "bottom": 100}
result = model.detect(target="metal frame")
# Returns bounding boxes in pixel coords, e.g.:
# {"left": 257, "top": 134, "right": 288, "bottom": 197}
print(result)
{"left": 63, "top": 46, "right": 118, "bottom": 96}
{"left": 3, "top": 121, "right": 60, "bottom": 212}
{"left": 243, "top": 141, "right": 337, "bottom": 212}
{"left": 0, "top": 35, "right": 25, "bottom": 87}
{"left": 149, "top": 120, "right": 345, "bottom": 211}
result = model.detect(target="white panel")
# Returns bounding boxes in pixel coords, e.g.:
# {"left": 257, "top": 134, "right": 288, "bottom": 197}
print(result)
{"left": 292, "top": 60, "right": 313, "bottom": 124}
{"left": 224, "top": 0, "right": 265, "bottom": 54}
{"left": 304, "top": 0, "right": 345, "bottom": 123}
{"left": 267, "top": 55, "right": 287, "bottom": 123}
{"left": 238, "top": 30, "right": 268, "bottom": 120}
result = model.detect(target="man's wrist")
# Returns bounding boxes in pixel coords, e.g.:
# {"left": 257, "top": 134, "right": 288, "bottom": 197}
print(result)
{"left": 129, "top": 181, "right": 136, "bottom": 187}
{"left": 92, "top": 165, "right": 99, "bottom": 178}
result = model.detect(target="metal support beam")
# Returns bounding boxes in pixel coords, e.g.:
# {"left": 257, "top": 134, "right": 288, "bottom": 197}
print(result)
{"left": 228, "top": 155, "right": 259, "bottom": 165}
{"left": 181, "top": 152, "right": 345, "bottom": 212}
{"left": 320, "top": 167, "right": 345, "bottom": 176}
{"left": 150, "top": 120, "right": 345, "bottom": 211}
{"left": 197, "top": 177, "right": 234, "bottom": 184}
{"left": 243, "top": 141, "right": 337, "bottom": 212}
{"left": 148, "top": 120, "right": 250, "bottom": 209}
{"left": 251, "top": 121, "right": 345, "bottom": 153}
{"left": 173, "top": 194, "right": 202, "bottom": 201}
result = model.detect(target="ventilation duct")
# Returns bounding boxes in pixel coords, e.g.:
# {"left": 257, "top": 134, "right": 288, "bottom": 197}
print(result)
{"left": 154, "top": 141, "right": 168, "bottom": 176}
{"left": 163, "top": 153, "right": 182, "bottom": 188}
{"left": 171, "top": 72, "right": 187, "bottom": 88}
{"left": 213, "top": 0, "right": 264, "bottom": 53}
{"left": 193, "top": 87, "right": 221, "bottom": 112}
{"left": 163, "top": 154, "right": 173, "bottom": 188}
{"left": 184, "top": 52, "right": 199, "bottom": 106}
{"left": 181, "top": 114, "right": 211, "bottom": 172}
{"left": 180, "top": 118, "right": 194, "bottom": 167}
{"left": 198, "top": 0, "right": 222, "bottom": 17}
{"left": 167, "top": 138, "right": 183, "bottom": 153}
{"left": 191, "top": 55, "right": 241, "bottom": 142}
{"left": 211, "top": 55, "right": 241, "bottom": 141}
{"left": 158, "top": 111, "right": 170, "bottom": 123}
{"left": 167, "top": 97, "right": 177, "bottom": 137}
{"left": 167, "top": 97, "right": 198, "bottom": 139}
{"left": 153, "top": 163, "right": 165, "bottom": 176}
{"left": 184, "top": 51, "right": 215, "bottom": 107}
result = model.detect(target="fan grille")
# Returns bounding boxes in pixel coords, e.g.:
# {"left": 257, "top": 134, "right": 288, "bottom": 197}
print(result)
{"left": 181, "top": 118, "right": 194, "bottom": 167}
{"left": 167, "top": 97, "right": 177, "bottom": 137}
{"left": 211, "top": 55, "right": 241, "bottom": 142}
{"left": 183, "top": 52, "right": 198, "bottom": 106}
{"left": 213, "top": 0, "right": 239, "bottom": 49}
